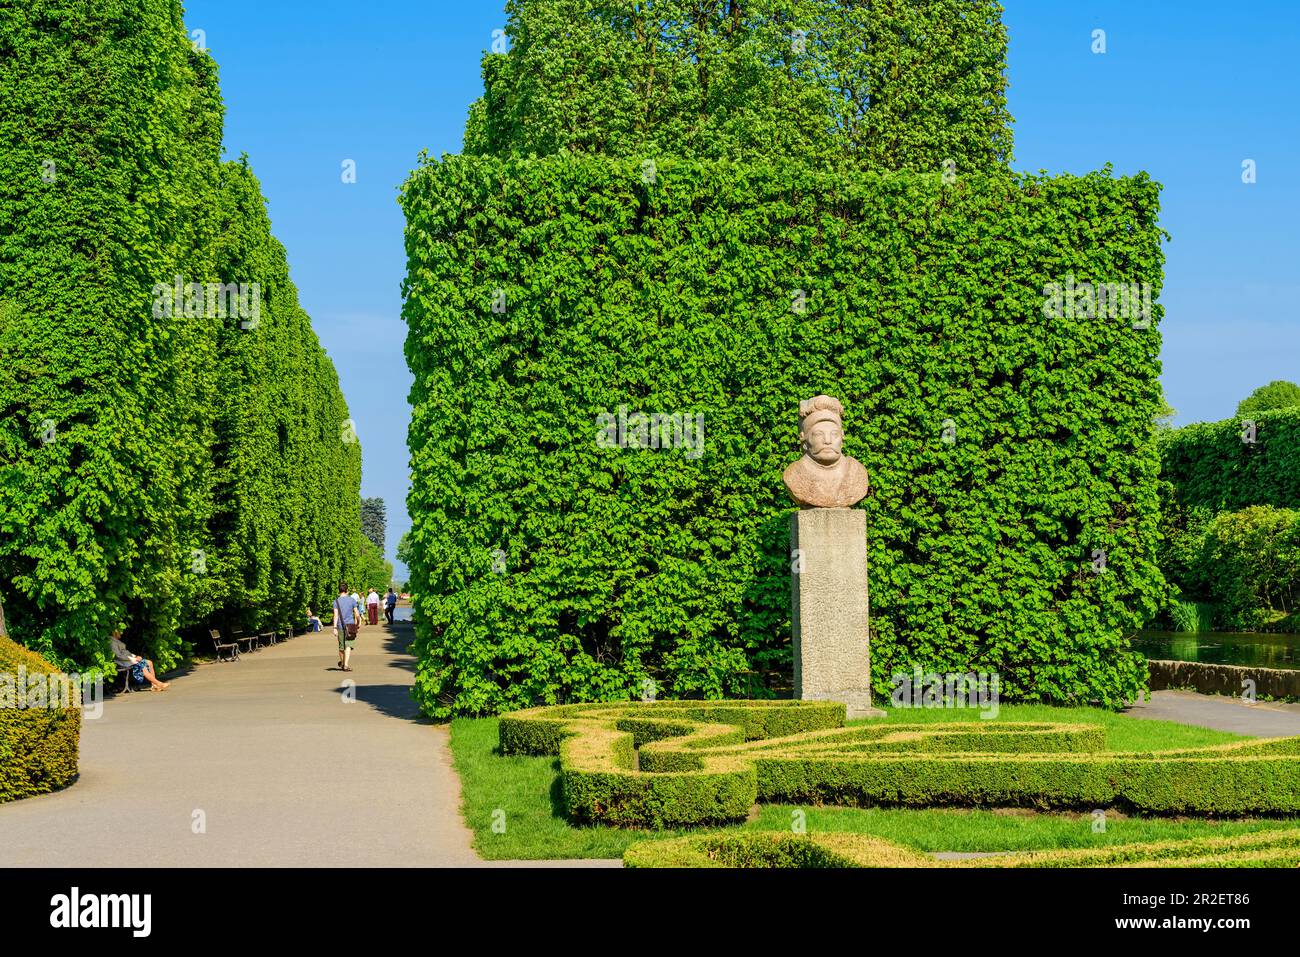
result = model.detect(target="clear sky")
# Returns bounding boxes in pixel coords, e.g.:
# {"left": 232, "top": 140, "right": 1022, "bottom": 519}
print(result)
{"left": 185, "top": 0, "right": 1299, "bottom": 580}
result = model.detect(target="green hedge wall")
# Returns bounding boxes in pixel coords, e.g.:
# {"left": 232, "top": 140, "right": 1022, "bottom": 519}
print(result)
{"left": 402, "top": 155, "right": 1166, "bottom": 716}
{"left": 1161, "top": 408, "right": 1300, "bottom": 513}
{"left": 0, "top": 634, "right": 80, "bottom": 803}
{"left": 0, "top": 1, "right": 360, "bottom": 670}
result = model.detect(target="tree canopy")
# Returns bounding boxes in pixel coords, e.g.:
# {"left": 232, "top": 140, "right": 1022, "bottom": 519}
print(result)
{"left": 465, "top": 0, "right": 1013, "bottom": 172}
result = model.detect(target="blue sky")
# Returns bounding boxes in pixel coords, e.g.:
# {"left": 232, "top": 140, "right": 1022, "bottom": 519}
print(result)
{"left": 186, "top": 0, "right": 1299, "bottom": 579}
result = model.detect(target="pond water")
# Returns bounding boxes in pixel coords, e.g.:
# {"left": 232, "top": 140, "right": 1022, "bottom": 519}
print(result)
{"left": 1133, "top": 631, "right": 1300, "bottom": 671}
{"left": 393, "top": 605, "right": 413, "bottom": 622}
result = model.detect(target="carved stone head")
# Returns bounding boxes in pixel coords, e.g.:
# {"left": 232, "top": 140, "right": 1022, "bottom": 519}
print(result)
{"left": 799, "top": 395, "right": 844, "bottom": 466}
{"left": 783, "top": 394, "right": 869, "bottom": 509}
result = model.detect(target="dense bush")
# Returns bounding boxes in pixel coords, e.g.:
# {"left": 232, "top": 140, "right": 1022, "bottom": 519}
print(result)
{"left": 500, "top": 702, "right": 1300, "bottom": 827}
{"left": 0, "top": 1, "right": 360, "bottom": 670}
{"left": 467, "top": 0, "right": 1012, "bottom": 172}
{"left": 1196, "top": 507, "right": 1300, "bottom": 630}
{"left": 402, "top": 155, "right": 1166, "bottom": 716}
{"left": 1161, "top": 408, "right": 1300, "bottom": 514}
{"left": 0, "top": 634, "right": 80, "bottom": 803}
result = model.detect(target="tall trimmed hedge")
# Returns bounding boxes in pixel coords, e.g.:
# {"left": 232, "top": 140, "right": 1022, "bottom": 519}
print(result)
{"left": 1161, "top": 409, "right": 1300, "bottom": 513}
{"left": 468, "top": 0, "right": 1013, "bottom": 172}
{"left": 0, "top": 1, "right": 360, "bottom": 670}
{"left": 402, "top": 156, "right": 1165, "bottom": 716}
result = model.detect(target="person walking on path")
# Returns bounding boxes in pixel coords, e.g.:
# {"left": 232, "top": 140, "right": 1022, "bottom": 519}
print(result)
{"left": 350, "top": 588, "right": 364, "bottom": 630}
{"left": 366, "top": 587, "right": 380, "bottom": 626}
{"left": 333, "top": 584, "right": 361, "bottom": 671}
{"left": 383, "top": 587, "right": 398, "bottom": 625}
{"left": 110, "top": 630, "right": 169, "bottom": 691}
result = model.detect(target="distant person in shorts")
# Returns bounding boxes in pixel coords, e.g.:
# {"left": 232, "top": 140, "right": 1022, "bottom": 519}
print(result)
{"left": 384, "top": 587, "right": 398, "bottom": 624}
{"left": 333, "top": 584, "right": 361, "bottom": 671}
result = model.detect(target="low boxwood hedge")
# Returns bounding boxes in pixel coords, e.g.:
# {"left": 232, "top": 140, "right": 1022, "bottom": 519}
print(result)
{"left": 0, "top": 634, "right": 80, "bottom": 803}
{"left": 499, "top": 701, "right": 1300, "bottom": 827}
{"left": 624, "top": 828, "right": 1300, "bottom": 868}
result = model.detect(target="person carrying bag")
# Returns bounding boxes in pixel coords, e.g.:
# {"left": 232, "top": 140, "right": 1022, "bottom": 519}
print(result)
{"left": 333, "top": 584, "right": 361, "bottom": 672}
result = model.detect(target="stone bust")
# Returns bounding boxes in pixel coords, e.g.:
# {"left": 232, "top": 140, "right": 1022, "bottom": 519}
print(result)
{"left": 782, "top": 395, "right": 870, "bottom": 508}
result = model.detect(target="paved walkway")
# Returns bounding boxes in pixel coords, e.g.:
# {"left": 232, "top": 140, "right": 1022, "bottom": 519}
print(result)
{"left": 0, "top": 620, "right": 484, "bottom": 866}
{"left": 1123, "top": 689, "right": 1300, "bottom": 737}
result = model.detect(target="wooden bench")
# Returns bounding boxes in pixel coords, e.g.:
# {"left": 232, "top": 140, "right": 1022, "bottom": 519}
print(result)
{"left": 231, "top": 632, "right": 257, "bottom": 655}
{"left": 210, "top": 628, "right": 239, "bottom": 661}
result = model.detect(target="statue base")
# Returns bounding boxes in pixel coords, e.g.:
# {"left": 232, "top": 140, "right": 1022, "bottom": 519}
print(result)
{"left": 791, "top": 508, "right": 884, "bottom": 721}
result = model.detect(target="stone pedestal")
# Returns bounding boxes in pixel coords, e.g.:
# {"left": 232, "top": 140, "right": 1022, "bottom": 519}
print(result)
{"left": 791, "top": 508, "right": 884, "bottom": 719}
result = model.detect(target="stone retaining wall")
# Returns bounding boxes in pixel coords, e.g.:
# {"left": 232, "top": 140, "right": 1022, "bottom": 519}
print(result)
{"left": 1148, "top": 659, "right": 1300, "bottom": 699}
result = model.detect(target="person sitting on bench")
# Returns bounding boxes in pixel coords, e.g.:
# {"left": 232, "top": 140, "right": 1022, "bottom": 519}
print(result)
{"left": 306, "top": 609, "right": 323, "bottom": 632}
{"left": 110, "top": 630, "right": 169, "bottom": 692}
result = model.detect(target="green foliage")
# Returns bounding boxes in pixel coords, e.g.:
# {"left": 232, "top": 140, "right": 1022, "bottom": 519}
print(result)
{"left": 361, "top": 497, "right": 387, "bottom": 553}
{"left": 402, "top": 154, "right": 1166, "bottom": 716}
{"left": 501, "top": 702, "right": 1300, "bottom": 829}
{"left": 1196, "top": 507, "right": 1300, "bottom": 630}
{"left": 355, "top": 536, "right": 394, "bottom": 592}
{"left": 1237, "top": 380, "right": 1300, "bottom": 418}
{"left": 467, "top": 0, "right": 1013, "bottom": 172}
{"left": 395, "top": 530, "right": 413, "bottom": 570}
{"left": 0, "top": 634, "right": 80, "bottom": 803}
{"left": 1167, "top": 599, "right": 1215, "bottom": 633}
{"left": 1161, "top": 408, "right": 1300, "bottom": 514}
{"left": 624, "top": 828, "right": 1300, "bottom": 868}
{"left": 0, "top": 1, "right": 360, "bottom": 670}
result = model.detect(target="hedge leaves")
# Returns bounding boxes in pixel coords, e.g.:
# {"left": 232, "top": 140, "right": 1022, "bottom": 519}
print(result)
{"left": 0, "top": 1, "right": 361, "bottom": 671}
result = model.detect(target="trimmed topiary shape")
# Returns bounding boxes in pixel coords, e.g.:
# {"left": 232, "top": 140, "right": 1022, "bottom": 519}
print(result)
{"left": 624, "top": 828, "right": 1300, "bottom": 868}
{"left": 0, "top": 634, "right": 80, "bottom": 803}
{"left": 500, "top": 701, "right": 1300, "bottom": 828}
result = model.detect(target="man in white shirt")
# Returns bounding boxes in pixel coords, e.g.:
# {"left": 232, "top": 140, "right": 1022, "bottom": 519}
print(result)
{"left": 366, "top": 588, "right": 381, "bottom": 626}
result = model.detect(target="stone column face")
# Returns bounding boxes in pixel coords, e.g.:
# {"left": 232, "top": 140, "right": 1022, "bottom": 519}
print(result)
{"left": 791, "top": 508, "right": 880, "bottom": 718}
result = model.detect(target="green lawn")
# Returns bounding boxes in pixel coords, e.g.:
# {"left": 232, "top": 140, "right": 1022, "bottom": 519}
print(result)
{"left": 449, "top": 704, "right": 1300, "bottom": 861}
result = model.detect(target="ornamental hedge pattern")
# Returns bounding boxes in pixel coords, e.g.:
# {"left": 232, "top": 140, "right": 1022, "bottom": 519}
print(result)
{"left": 623, "top": 828, "right": 1300, "bottom": 868}
{"left": 401, "top": 154, "right": 1166, "bottom": 716}
{"left": 499, "top": 701, "right": 1300, "bottom": 828}
{"left": 0, "top": 1, "right": 361, "bottom": 672}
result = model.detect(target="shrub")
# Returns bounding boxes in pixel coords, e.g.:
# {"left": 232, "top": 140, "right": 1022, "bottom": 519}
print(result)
{"left": 0, "top": 634, "right": 80, "bottom": 803}
{"left": 501, "top": 701, "right": 1300, "bottom": 828}
{"left": 1195, "top": 506, "right": 1300, "bottom": 630}
{"left": 402, "top": 155, "right": 1166, "bottom": 717}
